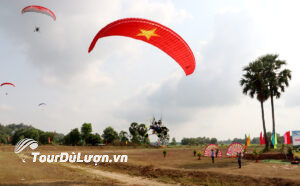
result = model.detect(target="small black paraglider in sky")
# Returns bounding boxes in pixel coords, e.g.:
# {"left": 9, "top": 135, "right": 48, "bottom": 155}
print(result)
{"left": 34, "top": 26, "right": 40, "bottom": 32}
{"left": 150, "top": 117, "right": 169, "bottom": 136}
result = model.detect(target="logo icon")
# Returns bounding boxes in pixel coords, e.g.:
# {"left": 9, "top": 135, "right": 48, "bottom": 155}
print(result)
{"left": 14, "top": 138, "right": 38, "bottom": 154}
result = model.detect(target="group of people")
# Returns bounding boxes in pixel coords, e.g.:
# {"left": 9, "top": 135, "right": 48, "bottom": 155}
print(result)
{"left": 210, "top": 149, "right": 242, "bottom": 168}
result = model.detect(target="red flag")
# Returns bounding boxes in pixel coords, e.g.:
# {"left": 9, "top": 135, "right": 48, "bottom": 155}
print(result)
{"left": 260, "top": 132, "right": 263, "bottom": 145}
{"left": 48, "top": 137, "right": 50, "bottom": 143}
{"left": 262, "top": 135, "right": 265, "bottom": 144}
{"left": 284, "top": 131, "right": 291, "bottom": 144}
{"left": 7, "top": 136, "right": 10, "bottom": 142}
{"left": 106, "top": 139, "right": 107, "bottom": 145}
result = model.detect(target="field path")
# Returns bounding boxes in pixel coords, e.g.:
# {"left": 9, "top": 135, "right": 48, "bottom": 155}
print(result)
{"left": 60, "top": 163, "right": 175, "bottom": 186}
{"left": 19, "top": 153, "right": 173, "bottom": 185}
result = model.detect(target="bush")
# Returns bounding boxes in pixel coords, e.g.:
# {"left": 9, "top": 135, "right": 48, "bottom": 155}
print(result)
{"left": 280, "top": 144, "right": 285, "bottom": 154}
{"left": 262, "top": 146, "right": 269, "bottom": 153}
{"left": 197, "top": 151, "right": 203, "bottom": 160}
{"left": 287, "top": 146, "right": 293, "bottom": 159}
{"left": 112, "top": 139, "right": 121, "bottom": 146}
{"left": 163, "top": 149, "right": 167, "bottom": 158}
{"left": 253, "top": 148, "right": 260, "bottom": 161}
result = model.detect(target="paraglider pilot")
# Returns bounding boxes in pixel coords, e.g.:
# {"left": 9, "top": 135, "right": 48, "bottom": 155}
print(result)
{"left": 34, "top": 27, "right": 40, "bottom": 32}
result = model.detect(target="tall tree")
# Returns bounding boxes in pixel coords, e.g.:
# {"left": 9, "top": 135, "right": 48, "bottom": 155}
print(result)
{"left": 129, "top": 122, "right": 141, "bottom": 144}
{"left": 119, "top": 130, "right": 129, "bottom": 143}
{"left": 210, "top": 138, "right": 218, "bottom": 144}
{"left": 69, "top": 128, "right": 81, "bottom": 146}
{"left": 137, "top": 123, "right": 149, "bottom": 144}
{"left": 102, "top": 127, "right": 119, "bottom": 144}
{"left": 240, "top": 60, "right": 270, "bottom": 149}
{"left": 170, "top": 137, "right": 177, "bottom": 145}
{"left": 81, "top": 123, "right": 92, "bottom": 144}
{"left": 261, "top": 54, "right": 291, "bottom": 139}
{"left": 86, "top": 133, "right": 102, "bottom": 145}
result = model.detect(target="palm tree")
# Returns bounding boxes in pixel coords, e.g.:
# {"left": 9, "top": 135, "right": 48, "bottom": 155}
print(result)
{"left": 240, "top": 60, "right": 270, "bottom": 149}
{"left": 260, "top": 54, "right": 292, "bottom": 140}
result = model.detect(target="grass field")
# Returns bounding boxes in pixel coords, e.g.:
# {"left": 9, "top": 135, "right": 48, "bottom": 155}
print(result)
{"left": 1, "top": 145, "right": 299, "bottom": 185}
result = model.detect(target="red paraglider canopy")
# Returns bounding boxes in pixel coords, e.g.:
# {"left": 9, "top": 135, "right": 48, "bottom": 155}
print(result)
{"left": 203, "top": 144, "right": 222, "bottom": 158}
{"left": 89, "top": 18, "right": 195, "bottom": 76}
{"left": 0, "top": 82, "right": 15, "bottom": 87}
{"left": 226, "top": 143, "right": 244, "bottom": 157}
{"left": 22, "top": 5, "right": 56, "bottom": 21}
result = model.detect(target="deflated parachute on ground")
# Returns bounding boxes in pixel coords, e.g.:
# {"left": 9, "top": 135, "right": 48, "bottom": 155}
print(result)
{"left": 22, "top": 5, "right": 56, "bottom": 21}
{"left": 88, "top": 18, "right": 195, "bottom": 76}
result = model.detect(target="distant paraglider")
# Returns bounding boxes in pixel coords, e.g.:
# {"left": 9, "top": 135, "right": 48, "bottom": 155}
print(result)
{"left": 1, "top": 82, "right": 15, "bottom": 95}
{"left": 1, "top": 82, "right": 15, "bottom": 87}
{"left": 22, "top": 6, "right": 56, "bottom": 21}
{"left": 38, "top": 103, "right": 46, "bottom": 106}
{"left": 149, "top": 117, "right": 169, "bottom": 138}
{"left": 88, "top": 18, "right": 195, "bottom": 76}
{"left": 34, "top": 27, "right": 40, "bottom": 32}
{"left": 22, "top": 5, "right": 56, "bottom": 32}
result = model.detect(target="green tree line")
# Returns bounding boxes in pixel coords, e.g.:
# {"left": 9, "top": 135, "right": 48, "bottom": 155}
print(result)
{"left": 0, "top": 122, "right": 152, "bottom": 146}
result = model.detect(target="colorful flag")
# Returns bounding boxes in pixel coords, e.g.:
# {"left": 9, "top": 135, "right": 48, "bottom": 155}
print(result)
{"left": 262, "top": 135, "right": 265, "bottom": 144}
{"left": 271, "top": 133, "right": 278, "bottom": 149}
{"left": 246, "top": 134, "right": 250, "bottom": 147}
{"left": 126, "top": 140, "right": 128, "bottom": 145}
{"left": 106, "top": 139, "right": 107, "bottom": 145}
{"left": 284, "top": 131, "right": 291, "bottom": 144}
{"left": 7, "top": 136, "right": 10, "bottom": 142}
{"left": 48, "top": 137, "right": 51, "bottom": 143}
{"left": 244, "top": 134, "right": 247, "bottom": 146}
{"left": 274, "top": 133, "right": 277, "bottom": 149}
{"left": 271, "top": 133, "right": 273, "bottom": 145}
{"left": 260, "top": 132, "right": 263, "bottom": 145}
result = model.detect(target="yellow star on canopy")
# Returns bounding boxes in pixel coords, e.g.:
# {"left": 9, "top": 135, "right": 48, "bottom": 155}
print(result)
{"left": 137, "top": 28, "right": 159, "bottom": 40}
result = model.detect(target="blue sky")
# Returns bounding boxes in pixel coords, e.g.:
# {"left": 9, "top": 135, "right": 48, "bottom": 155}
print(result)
{"left": 1, "top": 0, "right": 300, "bottom": 141}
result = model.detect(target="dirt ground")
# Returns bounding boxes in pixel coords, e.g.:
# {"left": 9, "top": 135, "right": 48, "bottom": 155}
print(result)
{"left": 0, "top": 152, "right": 120, "bottom": 185}
{"left": 1, "top": 145, "right": 299, "bottom": 185}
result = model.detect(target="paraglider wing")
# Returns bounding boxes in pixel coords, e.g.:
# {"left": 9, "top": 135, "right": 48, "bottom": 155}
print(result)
{"left": 88, "top": 18, "right": 195, "bottom": 76}
{"left": 22, "top": 5, "right": 56, "bottom": 21}
{"left": 0, "top": 82, "right": 15, "bottom": 87}
{"left": 38, "top": 103, "right": 46, "bottom": 106}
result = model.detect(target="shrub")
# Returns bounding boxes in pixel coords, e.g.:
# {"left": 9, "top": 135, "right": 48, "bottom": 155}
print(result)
{"left": 163, "top": 149, "right": 167, "bottom": 158}
{"left": 197, "top": 151, "right": 203, "bottom": 160}
{"left": 280, "top": 144, "right": 285, "bottom": 154}
{"left": 287, "top": 146, "right": 293, "bottom": 159}
{"left": 253, "top": 148, "right": 260, "bottom": 161}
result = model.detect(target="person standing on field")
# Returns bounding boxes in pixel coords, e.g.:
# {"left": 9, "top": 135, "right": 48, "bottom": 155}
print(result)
{"left": 211, "top": 149, "right": 215, "bottom": 164}
{"left": 237, "top": 152, "right": 242, "bottom": 168}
